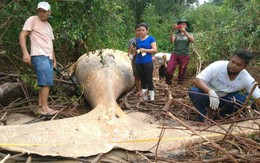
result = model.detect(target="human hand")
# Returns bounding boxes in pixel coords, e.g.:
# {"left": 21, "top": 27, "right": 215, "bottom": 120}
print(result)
{"left": 173, "top": 24, "right": 184, "bottom": 30}
{"left": 130, "top": 44, "right": 136, "bottom": 51}
{"left": 137, "top": 48, "right": 145, "bottom": 54}
{"left": 23, "top": 53, "right": 31, "bottom": 65}
{"left": 208, "top": 90, "right": 220, "bottom": 110}
{"left": 53, "top": 60, "right": 57, "bottom": 68}
{"left": 162, "top": 54, "right": 167, "bottom": 61}
{"left": 129, "top": 55, "right": 133, "bottom": 60}
{"left": 162, "top": 55, "right": 166, "bottom": 59}
{"left": 179, "top": 26, "right": 186, "bottom": 32}
{"left": 172, "top": 24, "right": 178, "bottom": 30}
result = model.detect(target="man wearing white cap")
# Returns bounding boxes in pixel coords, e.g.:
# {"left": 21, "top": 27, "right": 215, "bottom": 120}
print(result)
{"left": 19, "top": 2, "right": 58, "bottom": 116}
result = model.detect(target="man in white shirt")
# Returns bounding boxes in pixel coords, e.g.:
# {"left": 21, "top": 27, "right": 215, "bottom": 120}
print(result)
{"left": 188, "top": 49, "right": 260, "bottom": 122}
{"left": 153, "top": 53, "right": 171, "bottom": 80}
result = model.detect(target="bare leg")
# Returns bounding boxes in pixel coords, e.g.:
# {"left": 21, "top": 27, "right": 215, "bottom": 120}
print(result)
{"left": 38, "top": 86, "right": 58, "bottom": 115}
{"left": 136, "top": 78, "right": 142, "bottom": 96}
{"left": 38, "top": 89, "right": 42, "bottom": 106}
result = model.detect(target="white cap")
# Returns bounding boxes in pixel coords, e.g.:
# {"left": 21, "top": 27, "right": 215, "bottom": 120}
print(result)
{"left": 37, "top": 2, "right": 51, "bottom": 11}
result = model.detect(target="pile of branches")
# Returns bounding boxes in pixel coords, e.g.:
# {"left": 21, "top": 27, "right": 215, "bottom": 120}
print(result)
{"left": 117, "top": 79, "right": 260, "bottom": 163}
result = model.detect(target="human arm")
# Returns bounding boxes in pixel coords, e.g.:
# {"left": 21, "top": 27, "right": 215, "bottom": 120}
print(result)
{"left": 19, "top": 30, "right": 31, "bottom": 65}
{"left": 169, "top": 25, "right": 176, "bottom": 43}
{"left": 193, "top": 78, "right": 212, "bottom": 94}
{"left": 52, "top": 50, "right": 57, "bottom": 68}
{"left": 170, "top": 24, "right": 195, "bottom": 43}
{"left": 194, "top": 61, "right": 220, "bottom": 92}
{"left": 162, "top": 54, "right": 167, "bottom": 67}
{"left": 256, "top": 98, "right": 260, "bottom": 106}
{"left": 127, "top": 39, "right": 136, "bottom": 59}
{"left": 137, "top": 42, "right": 157, "bottom": 54}
{"left": 193, "top": 77, "right": 220, "bottom": 110}
{"left": 255, "top": 98, "right": 260, "bottom": 106}
{"left": 128, "top": 44, "right": 135, "bottom": 60}
{"left": 182, "top": 29, "right": 195, "bottom": 43}
{"left": 127, "top": 45, "right": 131, "bottom": 57}
{"left": 246, "top": 82, "right": 260, "bottom": 107}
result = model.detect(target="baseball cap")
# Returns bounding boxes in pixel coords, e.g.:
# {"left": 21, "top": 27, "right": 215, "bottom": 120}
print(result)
{"left": 37, "top": 2, "right": 51, "bottom": 11}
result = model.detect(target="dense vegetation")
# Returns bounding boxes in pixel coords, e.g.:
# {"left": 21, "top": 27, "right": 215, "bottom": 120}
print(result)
{"left": 0, "top": 1, "right": 260, "bottom": 161}
{"left": 0, "top": 0, "right": 259, "bottom": 71}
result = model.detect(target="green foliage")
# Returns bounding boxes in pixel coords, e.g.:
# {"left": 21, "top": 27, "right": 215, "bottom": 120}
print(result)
{"left": 140, "top": 4, "right": 172, "bottom": 53}
{"left": 51, "top": 0, "right": 134, "bottom": 62}
{"left": 184, "top": 0, "right": 260, "bottom": 65}
{"left": 20, "top": 73, "right": 39, "bottom": 90}
{"left": 0, "top": 0, "right": 259, "bottom": 71}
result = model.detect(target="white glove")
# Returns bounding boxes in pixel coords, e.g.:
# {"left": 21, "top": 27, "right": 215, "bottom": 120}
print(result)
{"left": 208, "top": 90, "right": 220, "bottom": 110}
{"left": 129, "top": 55, "right": 133, "bottom": 60}
{"left": 137, "top": 49, "right": 140, "bottom": 54}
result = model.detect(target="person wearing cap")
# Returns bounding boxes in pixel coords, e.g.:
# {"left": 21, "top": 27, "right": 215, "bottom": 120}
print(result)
{"left": 165, "top": 18, "right": 195, "bottom": 85}
{"left": 19, "top": 2, "right": 58, "bottom": 116}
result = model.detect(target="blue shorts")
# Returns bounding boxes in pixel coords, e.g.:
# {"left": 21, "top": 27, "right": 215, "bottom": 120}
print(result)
{"left": 31, "top": 56, "right": 54, "bottom": 86}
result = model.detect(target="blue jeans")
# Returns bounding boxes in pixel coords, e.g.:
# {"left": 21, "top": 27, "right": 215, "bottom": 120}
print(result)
{"left": 31, "top": 55, "right": 53, "bottom": 86}
{"left": 188, "top": 87, "right": 248, "bottom": 122}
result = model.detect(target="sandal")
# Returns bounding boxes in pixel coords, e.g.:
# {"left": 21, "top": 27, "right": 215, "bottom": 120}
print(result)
{"left": 39, "top": 110, "right": 58, "bottom": 116}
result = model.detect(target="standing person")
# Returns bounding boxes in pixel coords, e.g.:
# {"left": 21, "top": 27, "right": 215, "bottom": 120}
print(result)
{"left": 19, "top": 2, "right": 58, "bottom": 115}
{"left": 188, "top": 49, "right": 260, "bottom": 122}
{"left": 165, "top": 18, "right": 195, "bottom": 85}
{"left": 128, "top": 25, "right": 141, "bottom": 96}
{"left": 135, "top": 22, "right": 157, "bottom": 101}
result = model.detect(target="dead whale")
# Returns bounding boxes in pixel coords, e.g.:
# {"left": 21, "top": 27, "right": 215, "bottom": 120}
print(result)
{"left": 0, "top": 49, "right": 259, "bottom": 158}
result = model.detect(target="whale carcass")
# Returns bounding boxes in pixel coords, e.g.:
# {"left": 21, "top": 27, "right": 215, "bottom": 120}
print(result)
{"left": 0, "top": 49, "right": 259, "bottom": 158}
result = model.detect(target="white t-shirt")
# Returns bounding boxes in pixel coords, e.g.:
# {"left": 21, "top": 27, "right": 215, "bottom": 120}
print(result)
{"left": 22, "top": 16, "right": 54, "bottom": 59}
{"left": 197, "top": 61, "right": 260, "bottom": 98}
{"left": 154, "top": 53, "right": 171, "bottom": 65}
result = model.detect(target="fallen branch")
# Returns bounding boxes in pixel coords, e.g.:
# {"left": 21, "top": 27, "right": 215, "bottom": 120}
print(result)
{"left": 166, "top": 112, "right": 238, "bottom": 163}
{"left": 0, "top": 153, "right": 10, "bottom": 163}
{"left": 192, "top": 44, "right": 202, "bottom": 74}
{"left": 91, "top": 153, "right": 104, "bottom": 163}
